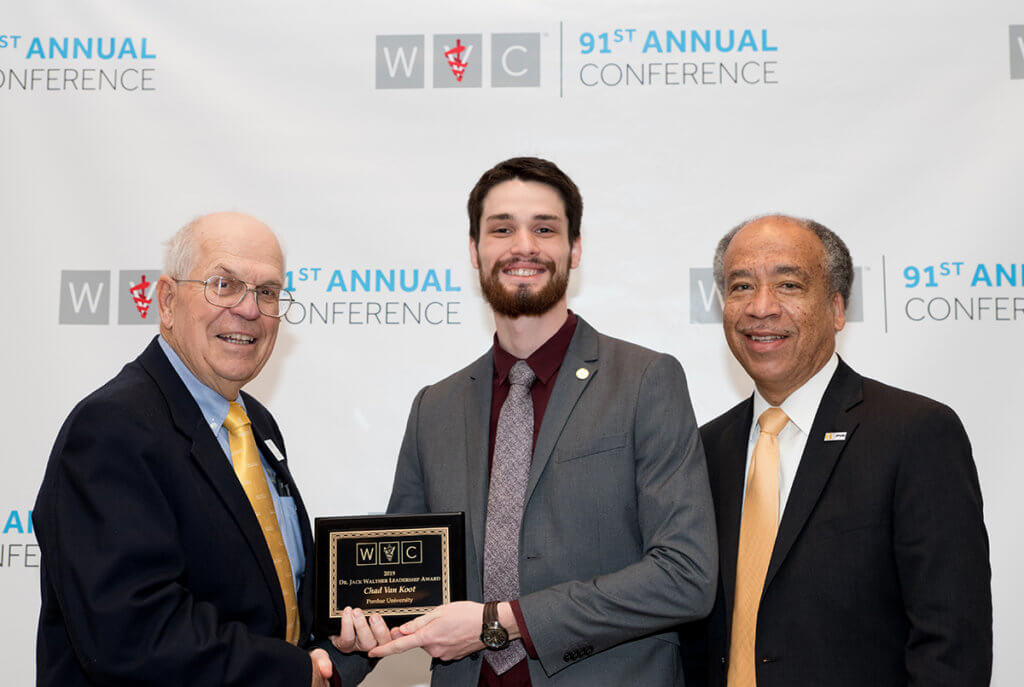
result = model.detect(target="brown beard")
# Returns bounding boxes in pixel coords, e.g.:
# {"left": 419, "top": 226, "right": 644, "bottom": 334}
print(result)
{"left": 478, "top": 255, "right": 570, "bottom": 317}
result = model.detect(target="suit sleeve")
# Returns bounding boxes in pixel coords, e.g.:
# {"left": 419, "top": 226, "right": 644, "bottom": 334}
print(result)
{"left": 893, "top": 403, "right": 992, "bottom": 684}
{"left": 386, "top": 386, "right": 430, "bottom": 515}
{"left": 34, "top": 397, "right": 314, "bottom": 687}
{"left": 518, "top": 354, "right": 719, "bottom": 677}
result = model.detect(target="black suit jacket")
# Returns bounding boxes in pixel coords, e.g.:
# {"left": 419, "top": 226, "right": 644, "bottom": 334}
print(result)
{"left": 34, "top": 337, "right": 366, "bottom": 686}
{"left": 687, "top": 358, "right": 991, "bottom": 687}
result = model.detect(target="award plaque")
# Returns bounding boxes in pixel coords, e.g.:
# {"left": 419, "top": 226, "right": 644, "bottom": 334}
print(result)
{"left": 313, "top": 512, "right": 465, "bottom": 636}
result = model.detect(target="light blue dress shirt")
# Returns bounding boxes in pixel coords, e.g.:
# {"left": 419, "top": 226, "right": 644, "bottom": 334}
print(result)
{"left": 158, "top": 336, "right": 305, "bottom": 592}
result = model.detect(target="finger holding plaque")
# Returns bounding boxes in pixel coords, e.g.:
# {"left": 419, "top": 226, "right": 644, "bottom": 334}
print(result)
{"left": 313, "top": 513, "right": 466, "bottom": 637}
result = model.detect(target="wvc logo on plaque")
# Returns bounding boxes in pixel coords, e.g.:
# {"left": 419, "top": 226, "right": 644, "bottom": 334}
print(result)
{"left": 354, "top": 539, "right": 424, "bottom": 565}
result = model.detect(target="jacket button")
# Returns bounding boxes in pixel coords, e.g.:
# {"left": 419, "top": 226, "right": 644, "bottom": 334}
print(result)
{"left": 760, "top": 656, "right": 777, "bottom": 664}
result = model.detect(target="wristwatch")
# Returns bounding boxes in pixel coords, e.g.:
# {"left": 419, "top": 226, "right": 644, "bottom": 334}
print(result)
{"left": 480, "top": 601, "right": 510, "bottom": 650}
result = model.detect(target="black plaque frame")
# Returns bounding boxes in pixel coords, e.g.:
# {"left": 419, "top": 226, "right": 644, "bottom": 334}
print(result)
{"left": 313, "top": 512, "right": 465, "bottom": 636}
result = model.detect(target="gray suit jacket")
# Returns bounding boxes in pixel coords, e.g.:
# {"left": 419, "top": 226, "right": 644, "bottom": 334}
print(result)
{"left": 387, "top": 317, "right": 717, "bottom": 686}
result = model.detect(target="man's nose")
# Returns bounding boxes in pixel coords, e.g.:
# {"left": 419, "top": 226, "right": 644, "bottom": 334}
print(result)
{"left": 510, "top": 229, "right": 539, "bottom": 256}
{"left": 746, "top": 286, "right": 781, "bottom": 318}
{"left": 229, "top": 289, "right": 262, "bottom": 319}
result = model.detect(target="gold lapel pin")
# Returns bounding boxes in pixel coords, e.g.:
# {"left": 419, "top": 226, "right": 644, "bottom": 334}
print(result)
{"left": 576, "top": 367, "right": 590, "bottom": 380}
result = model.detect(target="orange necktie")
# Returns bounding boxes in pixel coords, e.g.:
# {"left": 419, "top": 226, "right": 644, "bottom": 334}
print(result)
{"left": 727, "top": 407, "right": 789, "bottom": 687}
{"left": 223, "top": 402, "right": 300, "bottom": 644}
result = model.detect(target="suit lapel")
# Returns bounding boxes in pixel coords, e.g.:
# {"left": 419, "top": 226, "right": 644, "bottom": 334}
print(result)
{"left": 464, "top": 351, "right": 494, "bottom": 568}
{"left": 525, "top": 319, "right": 599, "bottom": 508}
{"left": 138, "top": 338, "right": 287, "bottom": 633}
{"left": 763, "top": 359, "right": 863, "bottom": 590}
{"left": 715, "top": 400, "right": 754, "bottom": 624}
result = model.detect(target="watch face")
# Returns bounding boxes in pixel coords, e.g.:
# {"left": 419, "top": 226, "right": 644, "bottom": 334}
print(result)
{"left": 481, "top": 625, "right": 510, "bottom": 650}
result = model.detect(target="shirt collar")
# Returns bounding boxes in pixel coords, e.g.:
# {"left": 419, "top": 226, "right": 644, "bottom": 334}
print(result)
{"left": 493, "top": 310, "right": 579, "bottom": 386}
{"left": 158, "top": 336, "right": 244, "bottom": 433}
{"left": 751, "top": 353, "right": 839, "bottom": 437}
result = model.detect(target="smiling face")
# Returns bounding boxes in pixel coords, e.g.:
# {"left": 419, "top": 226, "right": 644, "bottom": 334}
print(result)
{"left": 470, "top": 179, "right": 581, "bottom": 318}
{"left": 721, "top": 217, "right": 846, "bottom": 405}
{"left": 157, "top": 212, "right": 284, "bottom": 401}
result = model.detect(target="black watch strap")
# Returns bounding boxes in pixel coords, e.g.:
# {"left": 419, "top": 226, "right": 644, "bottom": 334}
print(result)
{"left": 483, "top": 600, "right": 500, "bottom": 626}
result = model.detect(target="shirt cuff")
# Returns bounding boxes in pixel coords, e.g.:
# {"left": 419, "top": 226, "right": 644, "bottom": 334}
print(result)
{"left": 510, "top": 599, "right": 537, "bottom": 659}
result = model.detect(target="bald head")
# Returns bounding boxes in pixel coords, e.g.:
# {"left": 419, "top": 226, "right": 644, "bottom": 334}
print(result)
{"left": 713, "top": 214, "right": 852, "bottom": 307}
{"left": 164, "top": 212, "right": 284, "bottom": 281}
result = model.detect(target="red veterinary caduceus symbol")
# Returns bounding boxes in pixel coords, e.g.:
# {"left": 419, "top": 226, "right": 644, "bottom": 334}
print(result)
{"left": 130, "top": 274, "right": 153, "bottom": 318}
{"left": 445, "top": 39, "right": 469, "bottom": 82}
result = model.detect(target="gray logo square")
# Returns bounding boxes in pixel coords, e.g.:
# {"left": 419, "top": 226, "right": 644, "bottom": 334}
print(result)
{"left": 688, "top": 266, "right": 864, "bottom": 323}
{"left": 1011, "top": 26, "right": 1024, "bottom": 79}
{"left": 118, "top": 270, "right": 160, "bottom": 325}
{"left": 492, "top": 33, "right": 540, "bottom": 87}
{"left": 689, "top": 268, "right": 723, "bottom": 324}
{"left": 433, "top": 34, "right": 482, "bottom": 88}
{"left": 376, "top": 35, "right": 425, "bottom": 89}
{"left": 846, "top": 267, "right": 863, "bottom": 322}
{"left": 60, "top": 270, "right": 110, "bottom": 324}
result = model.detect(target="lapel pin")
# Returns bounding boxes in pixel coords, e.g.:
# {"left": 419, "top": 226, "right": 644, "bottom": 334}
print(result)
{"left": 576, "top": 367, "right": 590, "bottom": 380}
{"left": 824, "top": 432, "right": 847, "bottom": 442}
{"left": 263, "top": 439, "right": 287, "bottom": 462}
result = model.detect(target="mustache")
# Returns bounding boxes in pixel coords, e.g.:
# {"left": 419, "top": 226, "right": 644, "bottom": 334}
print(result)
{"left": 736, "top": 326, "right": 792, "bottom": 337}
{"left": 491, "top": 257, "right": 555, "bottom": 274}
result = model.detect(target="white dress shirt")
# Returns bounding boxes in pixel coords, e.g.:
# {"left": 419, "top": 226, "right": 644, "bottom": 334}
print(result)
{"left": 742, "top": 354, "right": 839, "bottom": 523}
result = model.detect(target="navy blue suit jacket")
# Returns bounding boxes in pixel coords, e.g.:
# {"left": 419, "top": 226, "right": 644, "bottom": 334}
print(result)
{"left": 35, "top": 337, "right": 367, "bottom": 686}
{"left": 685, "top": 358, "right": 991, "bottom": 687}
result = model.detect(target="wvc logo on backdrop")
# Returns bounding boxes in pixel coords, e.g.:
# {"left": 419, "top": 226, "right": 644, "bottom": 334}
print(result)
{"left": 59, "top": 270, "right": 159, "bottom": 325}
{"left": 376, "top": 33, "right": 541, "bottom": 89}
{"left": 1011, "top": 26, "right": 1024, "bottom": 79}
{"left": 688, "top": 267, "right": 864, "bottom": 324}
{"left": 0, "top": 34, "right": 157, "bottom": 92}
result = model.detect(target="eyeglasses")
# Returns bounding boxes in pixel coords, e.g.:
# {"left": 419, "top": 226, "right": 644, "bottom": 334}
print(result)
{"left": 173, "top": 276, "right": 294, "bottom": 318}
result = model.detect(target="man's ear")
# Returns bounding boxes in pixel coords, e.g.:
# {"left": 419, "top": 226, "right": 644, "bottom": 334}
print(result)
{"left": 469, "top": 237, "right": 480, "bottom": 270}
{"left": 156, "top": 275, "right": 176, "bottom": 329}
{"left": 831, "top": 291, "right": 847, "bottom": 332}
{"left": 570, "top": 236, "right": 582, "bottom": 269}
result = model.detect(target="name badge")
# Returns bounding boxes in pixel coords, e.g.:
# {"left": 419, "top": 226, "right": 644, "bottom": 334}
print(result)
{"left": 263, "top": 438, "right": 287, "bottom": 462}
{"left": 823, "top": 432, "right": 847, "bottom": 442}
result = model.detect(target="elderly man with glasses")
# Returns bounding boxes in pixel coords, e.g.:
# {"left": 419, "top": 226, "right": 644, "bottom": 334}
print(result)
{"left": 34, "top": 212, "right": 380, "bottom": 687}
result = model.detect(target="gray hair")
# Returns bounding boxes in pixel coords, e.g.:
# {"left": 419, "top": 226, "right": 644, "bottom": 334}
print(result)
{"left": 162, "top": 216, "right": 203, "bottom": 280}
{"left": 712, "top": 214, "right": 854, "bottom": 306}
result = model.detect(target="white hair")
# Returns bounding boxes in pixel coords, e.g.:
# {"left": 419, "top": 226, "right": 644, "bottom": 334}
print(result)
{"left": 162, "top": 216, "right": 202, "bottom": 279}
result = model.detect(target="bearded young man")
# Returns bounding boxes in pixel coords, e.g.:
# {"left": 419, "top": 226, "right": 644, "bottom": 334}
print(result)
{"left": 356, "top": 157, "right": 717, "bottom": 686}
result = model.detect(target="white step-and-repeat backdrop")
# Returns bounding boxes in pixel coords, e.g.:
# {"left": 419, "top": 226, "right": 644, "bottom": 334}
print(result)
{"left": 2, "top": 1, "right": 1021, "bottom": 684}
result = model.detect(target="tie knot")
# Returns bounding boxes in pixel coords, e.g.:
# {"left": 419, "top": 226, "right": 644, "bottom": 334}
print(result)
{"left": 508, "top": 360, "right": 536, "bottom": 388}
{"left": 223, "top": 402, "right": 251, "bottom": 433}
{"left": 758, "top": 407, "right": 789, "bottom": 436}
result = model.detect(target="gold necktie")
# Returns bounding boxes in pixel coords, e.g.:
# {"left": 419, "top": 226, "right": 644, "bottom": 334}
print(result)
{"left": 223, "top": 402, "right": 300, "bottom": 645}
{"left": 727, "top": 407, "right": 789, "bottom": 687}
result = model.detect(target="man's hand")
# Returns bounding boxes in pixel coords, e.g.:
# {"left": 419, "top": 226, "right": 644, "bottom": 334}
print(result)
{"left": 310, "top": 648, "right": 333, "bottom": 687}
{"left": 330, "top": 607, "right": 399, "bottom": 654}
{"left": 369, "top": 601, "right": 490, "bottom": 661}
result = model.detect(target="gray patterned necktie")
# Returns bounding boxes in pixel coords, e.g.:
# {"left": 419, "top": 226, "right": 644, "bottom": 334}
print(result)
{"left": 483, "top": 359, "right": 536, "bottom": 673}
